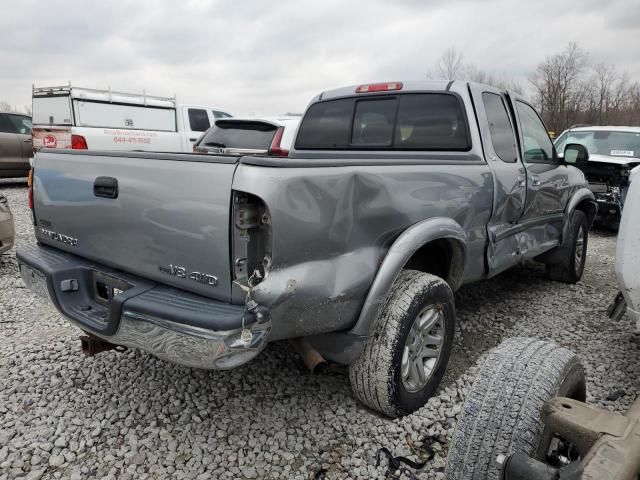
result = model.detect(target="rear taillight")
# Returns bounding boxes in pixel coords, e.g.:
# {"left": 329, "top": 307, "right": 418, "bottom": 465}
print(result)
{"left": 28, "top": 169, "right": 34, "bottom": 210}
{"left": 268, "top": 127, "right": 289, "bottom": 157}
{"left": 355, "top": 82, "right": 403, "bottom": 93}
{"left": 71, "top": 134, "right": 88, "bottom": 150}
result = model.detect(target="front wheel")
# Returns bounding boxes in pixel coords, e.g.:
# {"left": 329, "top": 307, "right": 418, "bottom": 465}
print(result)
{"left": 546, "top": 210, "right": 589, "bottom": 284}
{"left": 349, "top": 270, "right": 455, "bottom": 418}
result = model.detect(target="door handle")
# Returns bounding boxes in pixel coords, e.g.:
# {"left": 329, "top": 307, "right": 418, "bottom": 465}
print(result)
{"left": 94, "top": 176, "right": 118, "bottom": 199}
{"left": 189, "top": 138, "right": 197, "bottom": 142}
{"left": 517, "top": 175, "right": 526, "bottom": 187}
{"left": 23, "top": 139, "right": 32, "bottom": 143}
{"left": 530, "top": 175, "right": 541, "bottom": 187}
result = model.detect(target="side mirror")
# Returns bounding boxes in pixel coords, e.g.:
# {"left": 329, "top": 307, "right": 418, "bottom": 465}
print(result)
{"left": 564, "top": 143, "right": 589, "bottom": 167}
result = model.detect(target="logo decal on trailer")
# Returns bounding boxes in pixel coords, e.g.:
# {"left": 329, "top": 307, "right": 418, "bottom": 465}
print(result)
{"left": 43, "top": 135, "right": 57, "bottom": 148}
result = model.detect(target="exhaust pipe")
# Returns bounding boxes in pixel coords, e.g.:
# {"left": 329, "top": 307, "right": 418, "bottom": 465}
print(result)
{"left": 79, "top": 335, "right": 127, "bottom": 356}
{"left": 290, "top": 338, "right": 328, "bottom": 373}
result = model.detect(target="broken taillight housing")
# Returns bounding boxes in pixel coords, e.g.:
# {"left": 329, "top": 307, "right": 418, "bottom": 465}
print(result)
{"left": 231, "top": 191, "right": 272, "bottom": 288}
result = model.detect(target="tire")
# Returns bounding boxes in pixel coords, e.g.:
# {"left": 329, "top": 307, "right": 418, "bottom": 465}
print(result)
{"left": 349, "top": 270, "right": 455, "bottom": 418}
{"left": 444, "top": 338, "right": 586, "bottom": 480}
{"left": 546, "top": 210, "right": 588, "bottom": 284}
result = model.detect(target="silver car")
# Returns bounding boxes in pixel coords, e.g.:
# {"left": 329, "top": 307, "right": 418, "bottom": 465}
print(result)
{"left": 0, "top": 112, "right": 32, "bottom": 178}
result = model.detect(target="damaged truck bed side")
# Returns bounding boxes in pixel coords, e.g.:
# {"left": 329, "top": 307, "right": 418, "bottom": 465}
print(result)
{"left": 18, "top": 80, "right": 596, "bottom": 417}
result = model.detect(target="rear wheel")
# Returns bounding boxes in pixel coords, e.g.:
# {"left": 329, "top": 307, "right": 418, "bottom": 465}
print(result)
{"left": 349, "top": 270, "right": 455, "bottom": 418}
{"left": 546, "top": 210, "right": 588, "bottom": 284}
{"left": 444, "top": 338, "right": 586, "bottom": 480}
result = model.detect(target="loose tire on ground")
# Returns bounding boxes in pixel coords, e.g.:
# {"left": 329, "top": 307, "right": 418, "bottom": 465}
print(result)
{"left": 444, "top": 338, "right": 586, "bottom": 480}
{"left": 349, "top": 270, "right": 455, "bottom": 418}
{"left": 546, "top": 210, "right": 589, "bottom": 284}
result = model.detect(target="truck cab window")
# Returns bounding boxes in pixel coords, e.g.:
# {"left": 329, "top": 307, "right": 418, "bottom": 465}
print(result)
{"left": 516, "top": 101, "right": 555, "bottom": 162}
{"left": 188, "top": 108, "right": 210, "bottom": 132}
{"left": 352, "top": 98, "right": 396, "bottom": 146}
{"left": 482, "top": 93, "right": 517, "bottom": 163}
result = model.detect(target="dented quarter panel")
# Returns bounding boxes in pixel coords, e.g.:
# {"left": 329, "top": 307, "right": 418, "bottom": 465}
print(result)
{"left": 232, "top": 162, "right": 493, "bottom": 341}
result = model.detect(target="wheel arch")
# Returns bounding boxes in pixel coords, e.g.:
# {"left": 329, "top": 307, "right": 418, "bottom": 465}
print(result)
{"left": 349, "top": 217, "right": 467, "bottom": 337}
{"left": 565, "top": 188, "right": 597, "bottom": 235}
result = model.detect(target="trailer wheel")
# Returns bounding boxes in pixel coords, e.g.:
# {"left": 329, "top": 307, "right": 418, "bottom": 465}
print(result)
{"left": 546, "top": 210, "right": 589, "bottom": 284}
{"left": 349, "top": 270, "right": 455, "bottom": 418}
{"left": 444, "top": 338, "right": 585, "bottom": 480}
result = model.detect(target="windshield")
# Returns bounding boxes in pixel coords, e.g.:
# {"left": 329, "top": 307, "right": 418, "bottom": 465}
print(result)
{"left": 199, "top": 121, "right": 277, "bottom": 150}
{"left": 558, "top": 130, "right": 640, "bottom": 159}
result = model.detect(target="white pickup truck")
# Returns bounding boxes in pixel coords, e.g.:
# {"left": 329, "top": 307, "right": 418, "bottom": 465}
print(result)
{"left": 32, "top": 85, "right": 232, "bottom": 153}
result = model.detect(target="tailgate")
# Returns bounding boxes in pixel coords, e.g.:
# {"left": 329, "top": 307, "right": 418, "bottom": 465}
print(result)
{"left": 33, "top": 150, "right": 237, "bottom": 301}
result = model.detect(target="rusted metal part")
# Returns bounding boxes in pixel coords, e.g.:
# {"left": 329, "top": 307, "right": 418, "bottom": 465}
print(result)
{"left": 289, "top": 338, "right": 328, "bottom": 374}
{"left": 542, "top": 397, "right": 629, "bottom": 455}
{"left": 539, "top": 396, "right": 640, "bottom": 480}
{"left": 79, "top": 335, "right": 127, "bottom": 356}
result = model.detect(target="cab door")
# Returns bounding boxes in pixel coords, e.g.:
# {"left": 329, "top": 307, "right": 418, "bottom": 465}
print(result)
{"left": 469, "top": 85, "right": 527, "bottom": 276}
{"left": 511, "top": 98, "right": 568, "bottom": 254}
{"left": 9, "top": 114, "right": 33, "bottom": 170}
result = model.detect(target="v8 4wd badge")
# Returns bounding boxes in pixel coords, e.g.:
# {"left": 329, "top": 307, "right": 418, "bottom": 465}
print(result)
{"left": 158, "top": 264, "right": 218, "bottom": 287}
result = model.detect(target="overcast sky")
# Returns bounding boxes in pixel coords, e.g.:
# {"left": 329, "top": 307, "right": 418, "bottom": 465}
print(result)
{"left": 2, "top": 0, "right": 639, "bottom": 116}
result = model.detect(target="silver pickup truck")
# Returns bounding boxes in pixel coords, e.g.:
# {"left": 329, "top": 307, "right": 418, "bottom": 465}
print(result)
{"left": 18, "top": 81, "right": 596, "bottom": 417}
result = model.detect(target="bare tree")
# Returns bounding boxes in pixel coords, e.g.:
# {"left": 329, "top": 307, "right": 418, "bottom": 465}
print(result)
{"left": 0, "top": 101, "right": 14, "bottom": 112}
{"left": 428, "top": 47, "right": 522, "bottom": 92}
{"left": 530, "top": 42, "right": 589, "bottom": 131}
{"left": 0, "top": 101, "right": 30, "bottom": 115}
{"left": 436, "top": 47, "right": 465, "bottom": 81}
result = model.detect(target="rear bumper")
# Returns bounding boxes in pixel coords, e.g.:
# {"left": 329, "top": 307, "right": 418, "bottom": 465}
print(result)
{"left": 17, "top": 243, "right": 270, "bottom": 369}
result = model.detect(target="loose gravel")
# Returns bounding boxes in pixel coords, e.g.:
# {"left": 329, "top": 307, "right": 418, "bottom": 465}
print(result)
{"left": 0, "top": 179, "right": 638, "bottom": 480}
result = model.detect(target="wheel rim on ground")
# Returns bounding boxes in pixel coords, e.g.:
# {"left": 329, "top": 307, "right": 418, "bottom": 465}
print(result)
{"left": 575, "top": 225, "right": 585, "bottom": 274}
{"left": 401, "top": 304, "right": 444, "bottom": 392}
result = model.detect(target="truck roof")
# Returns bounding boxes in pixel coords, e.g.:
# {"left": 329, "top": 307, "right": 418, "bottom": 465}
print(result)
{"left": 562, "top": 125, "right": 640, "bottom": 134}
{"left": 33, "top": 85, "right": 176, "bottom": 109}
{"left": 314, "top": 80, "right": 457, "bottom": 102}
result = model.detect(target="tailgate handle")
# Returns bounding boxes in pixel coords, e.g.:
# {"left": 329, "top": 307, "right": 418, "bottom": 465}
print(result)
{"left": 94, "top": 177, "right": 118, "bottom": 199}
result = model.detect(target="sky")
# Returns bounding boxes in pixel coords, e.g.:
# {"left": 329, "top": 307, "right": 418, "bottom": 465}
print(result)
{"left": 1, "top": 0, "right": 640, "bottom": 116}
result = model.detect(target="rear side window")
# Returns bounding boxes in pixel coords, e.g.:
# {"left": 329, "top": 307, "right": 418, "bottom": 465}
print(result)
{"left": 199, "top": 121, "right": 277, "bottom": 149}
{"left": 188, "top": 108, "right": 210, "bottom": 132}
{"left": 0, "top": 114, "right": 13, "bottom": 133}
{"left": 296, "top": 93, "right": 470, "bottom": 151}
{"left": 482, "top": 93, "right": 518, "bottom": 163}
{"left": 7, "top": 114, "right": 32, "bottom": 134}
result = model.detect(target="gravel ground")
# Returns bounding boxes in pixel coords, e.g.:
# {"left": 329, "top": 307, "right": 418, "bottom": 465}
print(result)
{"left": 1, "top": 179, "right": 638, "bottom": 480}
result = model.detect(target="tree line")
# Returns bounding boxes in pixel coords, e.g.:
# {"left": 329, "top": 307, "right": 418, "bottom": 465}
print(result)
{"left": 430, "top": 43, "right": 640, "bottom": 134}
{"left": 0, "top": 101, "right": 31, "bottom": 116}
